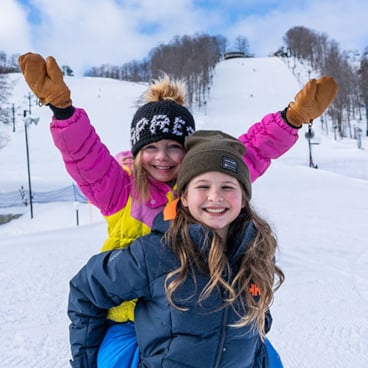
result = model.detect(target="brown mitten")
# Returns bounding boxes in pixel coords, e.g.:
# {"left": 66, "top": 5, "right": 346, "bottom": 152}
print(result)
{"left": 286, "top": 76, "right": 338, "bottom": 128}
{"left": 18, "top": 52, "right": 72, "bottom": 108}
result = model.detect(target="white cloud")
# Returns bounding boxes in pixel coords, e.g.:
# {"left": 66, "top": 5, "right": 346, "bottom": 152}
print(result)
{"left": 2, "top": 0, "right": 367, "bottom": 75}
{"left": 0, "top": 0, "right": 33, "bottom": 54}
{"left": 9, "top": 0, "right": 211, "bottom": 74}
{"left": 220, "top": 0, "right": 368, "bottom": 59}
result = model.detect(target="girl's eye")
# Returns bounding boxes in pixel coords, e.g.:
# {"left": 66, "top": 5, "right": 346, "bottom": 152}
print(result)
{"left": 222, "top": 186, "right": 236, "bottom": 191}
{"left": 143, "top": 145, "right": 157, "bottom": 151}
{"left": 168, "top": 144, "right": 184, "bottom": 151}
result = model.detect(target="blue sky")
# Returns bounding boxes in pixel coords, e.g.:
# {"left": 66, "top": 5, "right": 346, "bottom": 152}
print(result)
{"left": 16, "top": 0, "right": 41, "bottom": 24}
{"left": 1, "top": 0, "right": 367, "bottom": 75}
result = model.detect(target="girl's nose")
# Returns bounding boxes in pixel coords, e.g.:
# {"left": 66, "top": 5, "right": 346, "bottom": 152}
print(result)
{"left": 208, "top": 188, "right": 223, "bottom": 202}
{"left": 156, "top": 148, "right": 169, "bottom": 160}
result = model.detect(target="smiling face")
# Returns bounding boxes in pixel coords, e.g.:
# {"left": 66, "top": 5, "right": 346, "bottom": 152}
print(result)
{"left": 140, "top": 139, "right": 186, "bottom": 183}
{"left": 181, "top": 171, "right": 245, "bottom": 240}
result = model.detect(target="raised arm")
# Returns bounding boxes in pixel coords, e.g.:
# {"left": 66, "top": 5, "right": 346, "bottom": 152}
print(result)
{"left": 18, "top": 52, "right": 130, "bottom": 215}
{"left": 239, "top": 76, "right": 338, "bottom": 182}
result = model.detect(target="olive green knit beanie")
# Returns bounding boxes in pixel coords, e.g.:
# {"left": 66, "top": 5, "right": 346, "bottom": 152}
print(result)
{"left": 176, "top": 130, "right": 252, "bottom": 199}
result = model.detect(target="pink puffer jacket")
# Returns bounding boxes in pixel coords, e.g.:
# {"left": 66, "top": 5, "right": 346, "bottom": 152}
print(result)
{"left": 50, "top": 108, "right": 298, "bottom": 218}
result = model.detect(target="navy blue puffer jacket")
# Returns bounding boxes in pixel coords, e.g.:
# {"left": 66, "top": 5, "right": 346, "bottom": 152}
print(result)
{"left": 68, "top": 213, "right": 271, "bottom": 367}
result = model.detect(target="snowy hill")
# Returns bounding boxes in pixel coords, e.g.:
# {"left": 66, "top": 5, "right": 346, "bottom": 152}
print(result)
{"left": 1, "top": 56, "right": 368, "bottom": 367}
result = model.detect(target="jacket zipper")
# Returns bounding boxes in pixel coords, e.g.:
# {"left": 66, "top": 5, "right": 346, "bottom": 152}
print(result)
{"left": 213, "top": 305, "right": 229, "bottom": 367}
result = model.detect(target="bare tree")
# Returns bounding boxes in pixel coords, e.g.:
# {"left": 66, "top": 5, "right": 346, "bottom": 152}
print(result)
{"left": 358, "top": 47, "right": 368, "bottom": 135}
{"left": 149, "top": 33, "right": 224, "bottom": 107}
{"left": 284, "top": 26, "right": 363, "bottom": 139}
{"left": 0, "top": 51, "right": 20, "bottom": 73}
{"left": 0, "top": 74, "right": 12, "bottom": 149}
{"left": 234, "top": 35, "right": 249, "bottom": 54}
{"left": 62, "top": 65, "right": 74, "bottom": 76}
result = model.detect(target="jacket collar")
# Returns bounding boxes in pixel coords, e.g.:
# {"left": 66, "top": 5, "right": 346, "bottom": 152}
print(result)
{"left": 144, "top": 177, "right": 176, "bottom": 209}
{"left": 156, "top": 201, "right": 255, "bottom": 265}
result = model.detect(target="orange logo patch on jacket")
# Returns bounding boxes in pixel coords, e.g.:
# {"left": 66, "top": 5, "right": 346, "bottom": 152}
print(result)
{"left": 249, "top": 283, "right": 261, "bottom": 296}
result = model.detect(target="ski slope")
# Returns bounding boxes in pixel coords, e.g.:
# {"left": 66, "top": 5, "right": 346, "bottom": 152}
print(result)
{"left": 1, "top": 56, "right": 368, "bottom": 367}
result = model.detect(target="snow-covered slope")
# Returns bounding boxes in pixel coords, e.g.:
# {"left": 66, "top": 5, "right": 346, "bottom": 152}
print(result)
{"left": 1, "top": 57, "right": 368, "bottom": 368}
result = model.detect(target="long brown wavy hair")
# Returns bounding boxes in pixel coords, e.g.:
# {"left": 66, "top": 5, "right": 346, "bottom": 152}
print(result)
{"left": 163, "top": 190, "right": 285, "bottom": 337}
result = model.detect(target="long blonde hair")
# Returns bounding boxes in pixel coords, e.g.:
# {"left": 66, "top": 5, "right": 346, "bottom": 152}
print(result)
{"left": 132, "top": 74, "right": 187, "bottom": 202}
{"left": 163, "top": 192, "right": 284, "bottom": 338}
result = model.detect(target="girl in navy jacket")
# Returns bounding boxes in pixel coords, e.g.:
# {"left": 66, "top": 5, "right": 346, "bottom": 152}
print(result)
{"left": 68, "top": 130, "right": 285, "bottom": 368}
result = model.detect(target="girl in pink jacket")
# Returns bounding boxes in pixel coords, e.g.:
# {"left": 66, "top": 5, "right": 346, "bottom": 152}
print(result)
{"left": 18, "top": 53, "right": 338, "bottom": 368}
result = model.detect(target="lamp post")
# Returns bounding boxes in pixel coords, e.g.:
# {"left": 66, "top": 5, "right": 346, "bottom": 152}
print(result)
{"left": 24, "top": 116, "right": 39, "bottom": 219}
{"left": 73, "top": 202, "right": 80, "bottom": 226}
{"left": 11, "top": 104, "right": 16, "bottom": 132}
{"left": 305, "top": 124, "right": 318, "bottom": 169}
